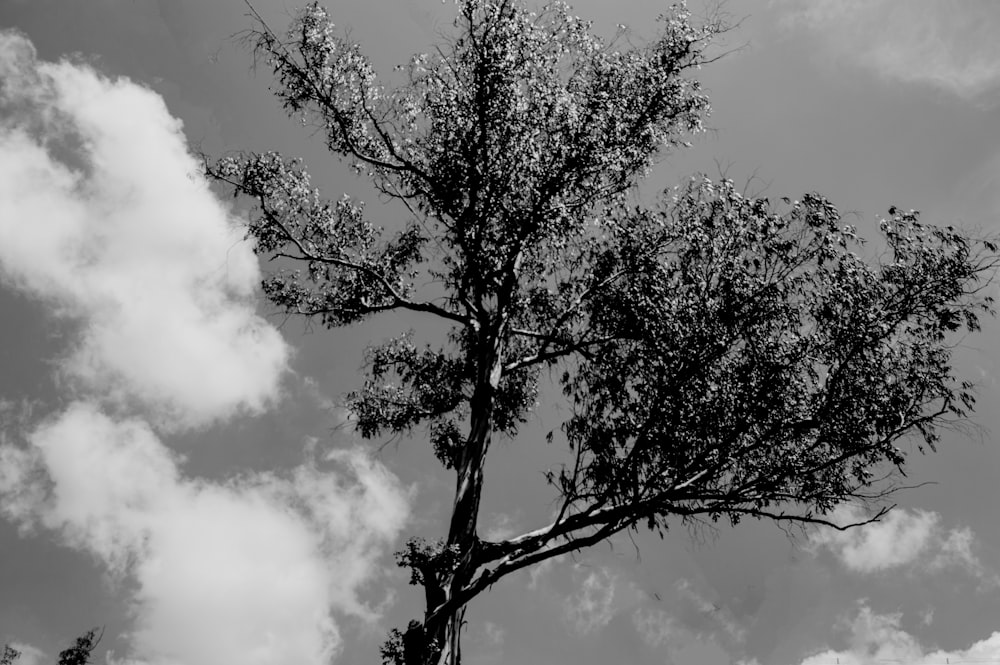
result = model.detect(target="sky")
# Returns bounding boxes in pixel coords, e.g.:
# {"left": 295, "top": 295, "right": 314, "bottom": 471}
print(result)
{"left": 1, "top": 1, "right": 1000, "bottom": 665}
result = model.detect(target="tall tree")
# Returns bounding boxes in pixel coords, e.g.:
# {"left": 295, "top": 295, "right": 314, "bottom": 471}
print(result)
{"left": 208, "top": 1, "right": 997, "bottom": 663}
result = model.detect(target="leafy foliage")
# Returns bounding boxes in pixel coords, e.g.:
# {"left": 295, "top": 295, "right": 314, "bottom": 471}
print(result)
{"left": 562, "top": 182, "right": 989, "bottom": 529}
{"left": 0, "top": 629, "right": 102, "bottom": 665}
{"left": 1, "top": 645, "right": 18, "bottom": 665}
{"left": 57, "top": 628, "right": 101, "bottom": 665}
{"left": 208, "top": 1, "right": 997, "bottom": 664}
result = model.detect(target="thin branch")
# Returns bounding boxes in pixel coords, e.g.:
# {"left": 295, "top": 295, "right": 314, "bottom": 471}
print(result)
{"left": 727, "top": 504, "right": 894, "bottom": 531}
{"left": 243, "top": 1, "right": 430, "bottom": 182}
{"left": 503, "top": 335, "right": 619, "bottom": 373}
{"left": 448, "top": 497, "right": 894, "bottom": 629}
{"left": 208, "top": 169, "right": 471, "bottom": 327}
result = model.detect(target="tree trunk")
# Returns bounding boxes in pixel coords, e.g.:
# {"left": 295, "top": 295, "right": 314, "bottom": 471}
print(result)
{"left": 407, "top": 329, "right": 503, "bottom": 665}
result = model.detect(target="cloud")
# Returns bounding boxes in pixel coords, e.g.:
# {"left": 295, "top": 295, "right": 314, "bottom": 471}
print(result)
{"left": 808, "top": 505, "right": 992, "bottom": 581}
{"left": 630, "top": 588, "right": 747, "bottom": 664}
{"left": 799, "top": 603, "right": 1000, "bottom": 665}
{"left": 0, "top": 26, "right": 415, "bottom": 665}
{"left": 481, "top": 512, "right": 518, "bottom": 542}
{"left": 563, "top": 565, "right": 618, "bottom": 634}
{"left": 525, "top": 551, "right": 566, "bottom": 590}
{"left": 809, "top": 506, "right": 937, "bottom": 572}
{"left": 481, "top": 621, "right": 505, "bottom": 648}
{"left": 632, "top": 607, "right": 679, "bottom": 649}
{"left": 3, "top": 643, "right": 45, "bottom": 665}
{"left": 774, "top": 0, "right": 1000, "bottom": 101}
{"left": 676, "top": 579, "right": 746, "bottom": 644}
{"left": 932, "top": 525, "right": 988, "bottom": 574}
{"left": 0, "top": 29, "right": 289, "bottom": 431}
{"left": 0, "top": 401, "right": 410, "bottom": 665}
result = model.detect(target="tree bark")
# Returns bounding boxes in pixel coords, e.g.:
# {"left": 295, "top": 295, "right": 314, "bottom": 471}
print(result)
{"left": 410, "top": 327, "right": 503, "bottom": 665}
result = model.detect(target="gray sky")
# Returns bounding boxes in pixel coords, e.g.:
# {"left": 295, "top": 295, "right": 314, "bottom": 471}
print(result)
{"left": 2, "top": 1, "right": 1000, "bottom": 665}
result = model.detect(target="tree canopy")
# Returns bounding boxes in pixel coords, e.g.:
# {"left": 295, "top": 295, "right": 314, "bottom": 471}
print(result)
{"left": 207, "top": 1, "right": 997, "bottom": 663}
{"left": 2, "top": 629, "right": 101, "bottom": 665}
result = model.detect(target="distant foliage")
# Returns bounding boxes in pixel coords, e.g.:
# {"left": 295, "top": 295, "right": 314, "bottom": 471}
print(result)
{"left": 1, "top": 645, "right": 19, "bottom": 665}
{"left": 208, "top": 1, "right": 998, "bottom": 663}
{"left": 57, "top": 628, "right": 101, "bottom": 665}
{"left": 0, "top": 628, "right": 101, "bottom": 665}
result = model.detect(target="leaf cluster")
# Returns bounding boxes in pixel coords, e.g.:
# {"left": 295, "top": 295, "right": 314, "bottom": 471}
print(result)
{"left": 559, "top": 180, "right": 995, "bottom": 531}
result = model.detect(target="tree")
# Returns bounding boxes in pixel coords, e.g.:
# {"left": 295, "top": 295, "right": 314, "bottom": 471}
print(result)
{"left": 207, "top": 1, "right": 997, "bottom": 663}
{"left": 1, "top": 645, "right": 19, "bottom": 665}
{"left": 1, "top": 629, "right": 101, "bottom": 665}
{"left": 55, "top": 628, "right": 101, "bottom": 665}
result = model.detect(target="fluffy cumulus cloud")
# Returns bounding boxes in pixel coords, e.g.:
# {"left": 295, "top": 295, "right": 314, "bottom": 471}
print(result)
{"left": 774, "top": 0, "right": 1000, "bottom": 101}
{"left": 800, "top": 603, "right": 1000, "bottom": 665}
{"left": 0, "top": 402, "right": 410, "bottom": 665}
{"left": 0, "top": 30, "right": 413, "bottom": 665}
{"left": 808, "top": 505, "right": 990, "bottom": 579}
{"left": 3, "top": 643, "right": 45, "bottom": 665}
{"left": 0, "top": 29, "right": 288, "bottom": 431}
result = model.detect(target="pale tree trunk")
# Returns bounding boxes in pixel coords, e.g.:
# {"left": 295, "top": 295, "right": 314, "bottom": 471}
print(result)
{"left": 405, "top": 330, "right": 502, "bottom": 665}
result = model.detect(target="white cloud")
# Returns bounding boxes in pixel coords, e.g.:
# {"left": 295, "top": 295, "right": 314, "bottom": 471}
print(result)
{"left": 630, "top": 591, "right": 746, "bottom": 663}
{"left": 676, "top": 579, "right": 746, "bottom": 644}
{"left": 563, "top": 565, "right": 618, "bottom": 634}
{"left": 525, "top": 551, "right": 565, "bottom": 590}
{"left": 774, "top": 0, "right": 1000, "bottom": 101}
{"left": 481, "top": 621, "right": 505, "bottom": 648}
{"left": 0, "top": 401, "right": 410, "bottom": 665}
{"left": 931, "top": 525, "right": 1000, "bottom": 588}
{"left": 0, "top": 30, "right": 289, "bottom": 431}
{"left": 809, "top": 505, "right": 937, "bottom": 573}
{"left": 0, "top": 27, "right": 414, "bottom": 665}
{"left": 4, "top": 642, "right": 45, "bottom": 665}
{"left": 933, "top": 526, "right": 982, "bottom": 571}
{"left": 808, "top": 505, "right": 992, "bottom": 582}
{"left": 0, "top": 440, "right": 46, "bottom": 529}
{"left": 632, "top": 607, "right": 679, "bottom": 649}
{"left": 481, "top": 512, "right": 518, "bottom": 542}
{"left": 800, "top": 603, "right": 1000, "bottom": 665}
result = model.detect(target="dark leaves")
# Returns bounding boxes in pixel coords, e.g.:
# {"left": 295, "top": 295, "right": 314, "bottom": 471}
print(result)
{"left": 558, "top": 177, "right": 995, "bottom": 527}
{"left": 348, "top": 332, "right": 469, "bottom": 441}
{"left": 57, "top": 629, "right": 101, "bottom": 665}
{"left": 1, "top": 646, "right": 19, "bottom": 665}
